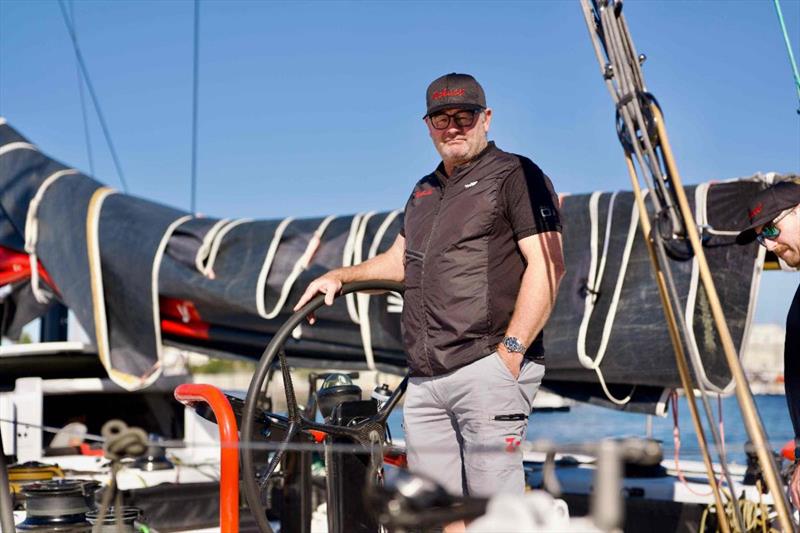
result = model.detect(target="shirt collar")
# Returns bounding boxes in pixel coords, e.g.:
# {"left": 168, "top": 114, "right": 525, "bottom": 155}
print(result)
{"left": 435, "top": 141, "right": 496, "bottom": 185}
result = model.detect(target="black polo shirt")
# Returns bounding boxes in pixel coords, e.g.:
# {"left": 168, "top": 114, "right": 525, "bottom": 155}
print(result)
{"left": 400, "top": 142, "right": 561, "bottom": 376}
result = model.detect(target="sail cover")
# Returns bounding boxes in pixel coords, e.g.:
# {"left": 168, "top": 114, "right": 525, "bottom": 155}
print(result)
{"left": 0, "top": 121, "right": 767, "bottom": 408}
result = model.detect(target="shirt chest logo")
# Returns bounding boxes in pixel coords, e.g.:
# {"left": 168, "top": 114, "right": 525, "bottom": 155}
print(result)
{"left": 464, "top": 180, "right": 478, "bottom": 189}
{"left": 414, "top": 189, "right": 434, "bottom": 199}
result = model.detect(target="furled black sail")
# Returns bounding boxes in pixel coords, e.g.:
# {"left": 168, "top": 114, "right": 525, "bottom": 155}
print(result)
{"left": 0, "top": 121, "right": 766, "bottom": 412}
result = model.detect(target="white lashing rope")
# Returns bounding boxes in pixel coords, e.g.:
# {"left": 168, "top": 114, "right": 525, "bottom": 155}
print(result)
{"left": 24, "top": 169, "right": 79, "bottom": 303}
{"left": 203, "top": 218, "right": 252, "bottom": 278}
{"left": 576, "top": 191, "right": 641, "bottom": 405}
{"left": 353, "top": 211, "right": 375, "bottom": 266}
{"left": 144, "top": 214, "right": 194, "bottom": 389}
{"left": 194, "top": 218, "right": 230, "bottom": 275}
{"left": 259, "top": 215, "right": 336, "bottom": 320}
{"left": 357, "top": 209, "right": 402, "bottom": 370}
{"left": 683, "top": 185, "right": 704, "bottom": 378}
{"left": 291, "top": 209, "right": 400, "bottom": 369}
{"left": 367, "top": 210, "right": 402, "bottom": 260}
{"left": 343, "top": 212, "right": 376, "bottom": 324}
{"left": 341, "top": 213, "right": 364, "bottom": 324}
{"left": 683, "top": 183, "right": 728, "bottom": 394}
{"left": 255, "top": 217, "right": 295, "bottom": 318}
{"left": 86, "top": 188, "right": 117, "bottom": 386}
{"left": 0, "top": 141, "right": 37, "bottom": 157}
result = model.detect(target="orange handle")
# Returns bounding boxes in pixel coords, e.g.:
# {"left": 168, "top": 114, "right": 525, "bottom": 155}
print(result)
{"left": 175, "top": 384, "right": 239, "bottom": 533}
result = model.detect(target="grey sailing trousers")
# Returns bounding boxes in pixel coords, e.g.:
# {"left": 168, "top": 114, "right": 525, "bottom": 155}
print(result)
{"left": 403, "top": 352, "right": 545, "bottom": 497}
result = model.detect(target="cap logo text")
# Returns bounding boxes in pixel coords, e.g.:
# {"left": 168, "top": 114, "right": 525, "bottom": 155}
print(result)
{"left": 748, "top": 203, "right": 763, "bottom": 221}
{"left": 432, "top": 88, "right": 465, "bottom": 100}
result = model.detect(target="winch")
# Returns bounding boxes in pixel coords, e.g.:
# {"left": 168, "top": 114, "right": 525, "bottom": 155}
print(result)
{"left": 16, "top": 479, "right": 99, "bottom": 531}
{"left": 86, "top": 506, "right": 142, "bottom": 533}
{"left": 132, "top": 435, "right": 174, "bottom": 472}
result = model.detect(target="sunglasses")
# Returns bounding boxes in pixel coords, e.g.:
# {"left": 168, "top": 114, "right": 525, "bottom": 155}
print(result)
{"left": 756, "top": 207, "right": 795, "bottom": 246}
{"left": 428, "top": 109, "right": 480, "bottom": 130}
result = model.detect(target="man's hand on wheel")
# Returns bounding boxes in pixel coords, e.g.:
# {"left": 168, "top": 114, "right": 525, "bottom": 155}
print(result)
{"left": 293, "top": 274, "right": 343, "bottom": 324}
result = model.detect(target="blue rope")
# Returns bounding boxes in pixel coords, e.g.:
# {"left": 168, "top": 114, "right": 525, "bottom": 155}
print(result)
{"left": 773, "top": 0, "right": 800, "bottom": 114}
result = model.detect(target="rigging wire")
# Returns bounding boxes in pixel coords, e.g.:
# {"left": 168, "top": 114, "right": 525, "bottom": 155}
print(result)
{"left": 67, "top": 0, "right": 95, "bottom": 176}
{"left": 772, "top": 0, "right": 800, "bottom": 113}
{"left": 669, "top": 391, "right": 734, "bottom": 499}
{"left": 56, "top": 0, "right": 129, "bottom": 193}
{"left": 190, "top": 0, "right": 200, "bottom": 214}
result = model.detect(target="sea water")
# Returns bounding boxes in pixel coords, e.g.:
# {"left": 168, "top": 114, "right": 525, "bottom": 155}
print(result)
{"left": 386, "top": 394, "right": 793, "bottom": 465}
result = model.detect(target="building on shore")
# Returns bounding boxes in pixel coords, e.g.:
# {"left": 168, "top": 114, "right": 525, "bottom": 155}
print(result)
{"left": 742, "top": 323, "right": 785, "bottom": 395}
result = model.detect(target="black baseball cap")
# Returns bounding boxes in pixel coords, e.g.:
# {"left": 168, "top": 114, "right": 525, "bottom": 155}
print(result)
{"left": 736, "top": 178, "right": 800, "bottom": 244}
{"left": 425, "top": 73, "right": 486, "bottom": 118}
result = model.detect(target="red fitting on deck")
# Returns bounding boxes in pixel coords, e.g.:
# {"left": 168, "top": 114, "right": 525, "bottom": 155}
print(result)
{"left": 781, "top": 439, "right": 795, "bottom": 462}
{"left": 174, "top": 384, "right": 239, "bottom": 533}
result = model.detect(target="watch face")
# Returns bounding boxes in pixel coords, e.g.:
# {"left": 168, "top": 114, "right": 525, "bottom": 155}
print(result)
{"left": 504, "top": 337, "right": 524, "bottom": 353}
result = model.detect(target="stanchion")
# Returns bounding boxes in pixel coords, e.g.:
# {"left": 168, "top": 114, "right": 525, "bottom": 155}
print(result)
{"left": 175, "top": 383, "right": 239, "bottom": 533}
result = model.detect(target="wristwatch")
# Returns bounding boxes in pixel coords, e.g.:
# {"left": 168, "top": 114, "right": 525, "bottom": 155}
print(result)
{"left": 502, "top": 336, "right": 527, "bottom": 354}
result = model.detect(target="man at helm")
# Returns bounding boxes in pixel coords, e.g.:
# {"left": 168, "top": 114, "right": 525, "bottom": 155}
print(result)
{"left": 296, "top": 73, "right": 565, "bottom": 530}
{"left": 736, "top": 177, "right": 800, "bottom": 507}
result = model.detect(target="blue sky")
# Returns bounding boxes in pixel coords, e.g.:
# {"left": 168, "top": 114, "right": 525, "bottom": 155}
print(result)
{"left": 0, "top": 0, "right": 798, "bottom": 324}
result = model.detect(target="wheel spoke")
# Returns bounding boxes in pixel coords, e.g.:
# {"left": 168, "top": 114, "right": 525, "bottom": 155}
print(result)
{"left": 279, "top": 350, "right": 300, "bottom": 421}
{"left": 257, "top": 422, "right": 300, "bottom": 491}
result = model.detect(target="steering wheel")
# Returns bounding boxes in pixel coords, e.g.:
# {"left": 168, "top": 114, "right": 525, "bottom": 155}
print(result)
{"left": 241, "top": 280, "right": 406, "bottom": 533}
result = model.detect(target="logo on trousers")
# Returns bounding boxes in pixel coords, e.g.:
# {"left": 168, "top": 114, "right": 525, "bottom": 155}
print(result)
{"left": 504, "top": 437, "right": 521, "bottom": 453}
